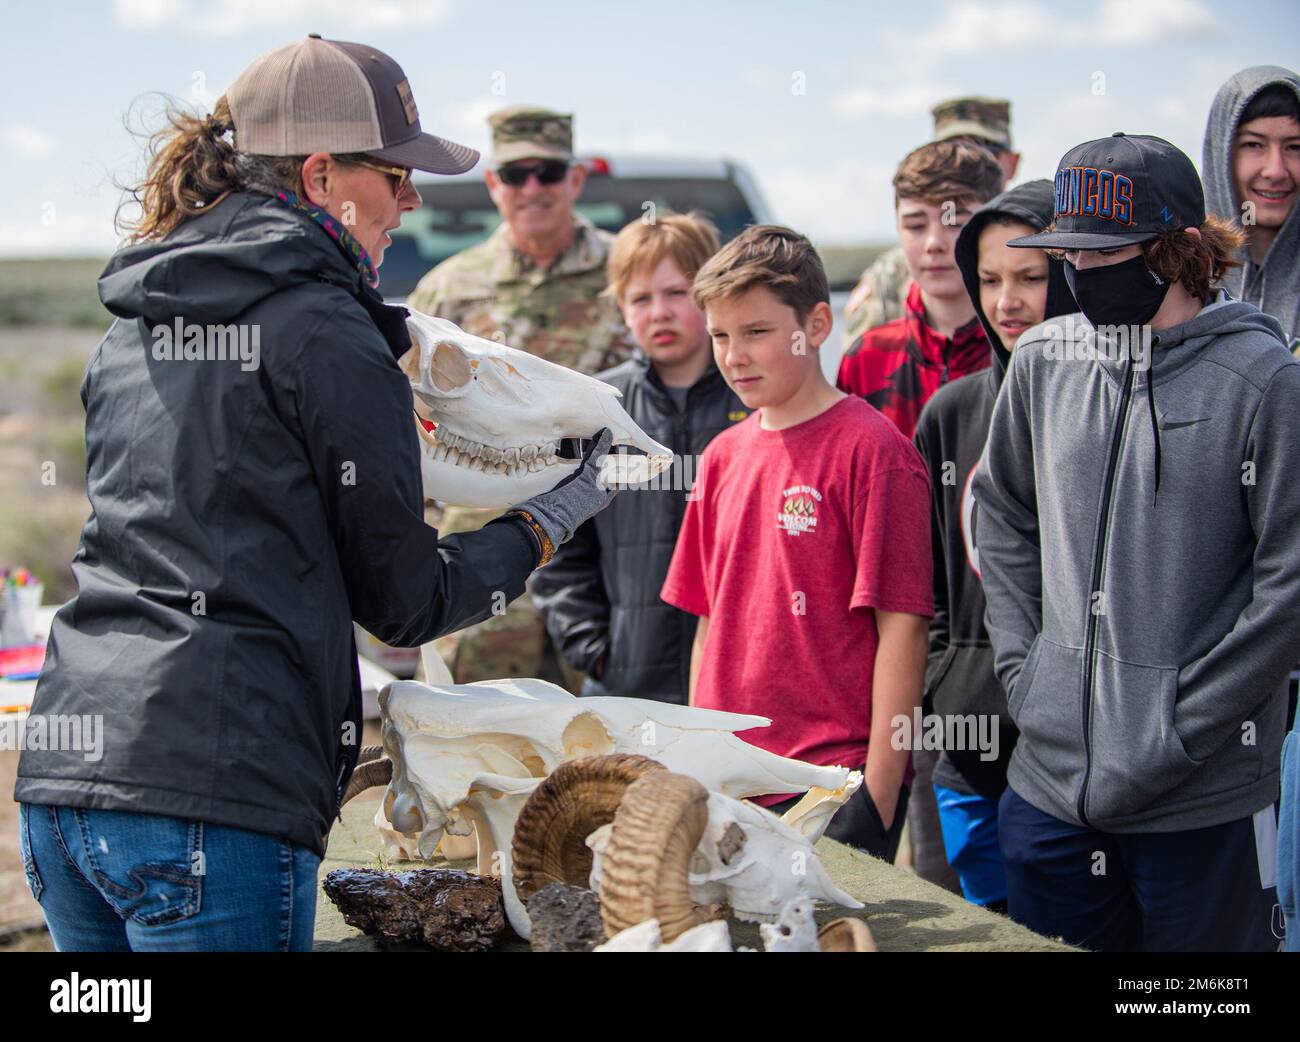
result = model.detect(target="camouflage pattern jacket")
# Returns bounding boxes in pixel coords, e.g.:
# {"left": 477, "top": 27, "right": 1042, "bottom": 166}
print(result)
{"left": 406, "top": 213, "right": 636, "bottom": 375}
{"left": 842, "top": 244, "right": 912, "bottom": 344}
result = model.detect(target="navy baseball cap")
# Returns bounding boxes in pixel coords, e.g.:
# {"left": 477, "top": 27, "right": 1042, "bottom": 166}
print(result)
{"left": 1009, "top": 132, "right": 1205, "bottom": 250}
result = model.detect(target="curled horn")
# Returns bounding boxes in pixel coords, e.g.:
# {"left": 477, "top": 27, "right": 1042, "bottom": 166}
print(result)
{"left": 817, "top": 917, "right": 877, "bottom": 952}
{"left": 511, "top": 753, "right": 666, "bottom": 906}
{"left": 598, "top": 770, "right": 717, "bottom": 943}
{"left": 342, "top": 745, "right": 392, "bottom": 805}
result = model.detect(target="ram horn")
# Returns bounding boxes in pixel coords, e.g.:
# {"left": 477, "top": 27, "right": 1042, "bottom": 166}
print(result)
{"left": 343, "top": 745, "right": 393, "bottom": 805}
{"left": 817, "top": 917, "right": 877, "bottom": 952}
{"left": 598, "top": 770, "right": 717, "bottom": 942}
{"left": 511, "top": 753, "right": 667, "bottom": 907}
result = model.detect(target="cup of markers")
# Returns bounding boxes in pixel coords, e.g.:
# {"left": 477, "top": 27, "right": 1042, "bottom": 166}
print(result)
{"left": 0, "top": 568, "right": 44, "bottom": 648}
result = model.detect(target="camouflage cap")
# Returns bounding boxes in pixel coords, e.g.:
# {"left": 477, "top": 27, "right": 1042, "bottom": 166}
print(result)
{"left": 931, "top": 96, "right": 1013, "bottom": 150}
{"left": 489, "top": 105, "right": 574, "bottom": 165}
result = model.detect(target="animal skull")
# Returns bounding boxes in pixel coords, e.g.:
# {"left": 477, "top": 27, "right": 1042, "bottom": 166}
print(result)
{"left": 373, "top": 677, "right": 861, "bottom": 937}
{"left": 587, "top": 789, "right": 861, "bottom": 927}
{"left": 401, "top": 310, "right": 674, "bottom": 508}
{"left": 685, "top": 793, "right": 861, "bottom": 922}
{"left": 760, "top": 897, "right": 821, "bottom": 952}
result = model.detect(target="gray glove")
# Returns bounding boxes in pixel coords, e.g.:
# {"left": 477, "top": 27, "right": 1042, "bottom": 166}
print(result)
{"left": 514, "top": 428, "right": 620, "bottom": 549}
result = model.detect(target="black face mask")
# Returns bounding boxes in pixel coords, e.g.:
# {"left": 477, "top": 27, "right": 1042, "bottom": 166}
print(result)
{"left": 1064, "top": 254, "right": 1171, "bottom": 329}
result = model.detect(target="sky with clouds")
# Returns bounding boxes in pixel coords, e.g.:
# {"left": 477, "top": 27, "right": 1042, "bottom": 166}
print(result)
{"left": 3, "top": 0, "right": 1297, "bottom": 256}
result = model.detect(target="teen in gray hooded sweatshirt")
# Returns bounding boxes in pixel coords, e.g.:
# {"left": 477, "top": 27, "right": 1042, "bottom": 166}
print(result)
{"left": 1203, "top": 66, "right": 1300, "bottom": 952}
{"left": 1203, "top": 66, "right": 1300, "bottom": 346}
{"left": 973, "top": 133, "right": 1300, "bottom": 951}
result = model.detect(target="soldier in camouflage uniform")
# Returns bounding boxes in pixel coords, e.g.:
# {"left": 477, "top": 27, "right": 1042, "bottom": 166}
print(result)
{"left": 407, "top": 105, "right": 634, "bottom": 373}
{"left": 842, "top": 97, "right": 1021, "bottom": 343}
{"left": 407, "top": 105, "right": 635, "bottom": 688}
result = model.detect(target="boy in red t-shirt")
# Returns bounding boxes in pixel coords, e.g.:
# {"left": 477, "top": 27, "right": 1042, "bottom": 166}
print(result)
{"left": 661, "top": 225, "right": 934, "bottom": 861}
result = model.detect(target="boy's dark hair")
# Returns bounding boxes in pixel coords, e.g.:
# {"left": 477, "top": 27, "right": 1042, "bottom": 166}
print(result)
{"left": 893, "top": 139, "right": 1003, "bottom": 209}
{"left": 1140, "top": 216, "right": 1246, "bottom": 299}
{"left": 691, "top": 224, "right": 829, "bottom": 323}
{"left": 1240, "top": 84, "right": 1300, "bottom": 126}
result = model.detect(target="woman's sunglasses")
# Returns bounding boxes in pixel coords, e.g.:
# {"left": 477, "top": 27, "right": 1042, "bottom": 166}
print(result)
{"left": 497, "top": 160, "right": 570, "bottom": 187}
{"left": 349, "top": 157, "right": 413, "bottom": 196}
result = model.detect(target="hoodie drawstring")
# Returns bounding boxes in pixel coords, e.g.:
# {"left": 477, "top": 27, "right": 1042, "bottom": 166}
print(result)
{"left": 1146, "top": 338, "right": 1161, "bottom": 505}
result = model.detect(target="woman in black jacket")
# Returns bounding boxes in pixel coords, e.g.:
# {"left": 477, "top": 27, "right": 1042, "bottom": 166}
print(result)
{"left": 14, "top": 35, "right": 616, "bottom": 952}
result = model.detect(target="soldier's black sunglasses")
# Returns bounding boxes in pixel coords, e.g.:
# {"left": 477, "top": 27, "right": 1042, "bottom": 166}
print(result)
{"left": 497, "top": 160, "right": 570, "bottom": 187}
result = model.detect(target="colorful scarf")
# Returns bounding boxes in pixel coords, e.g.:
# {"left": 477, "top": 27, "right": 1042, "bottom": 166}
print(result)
{"left": 271, "top": 190, "right": 379, "bottom": 289}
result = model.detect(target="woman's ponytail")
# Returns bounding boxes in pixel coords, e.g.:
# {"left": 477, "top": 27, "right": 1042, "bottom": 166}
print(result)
{"left": 119, "top": 94, "right": 240, "bottom": 242}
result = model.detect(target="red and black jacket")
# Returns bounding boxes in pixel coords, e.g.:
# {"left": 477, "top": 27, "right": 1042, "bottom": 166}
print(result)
{"left": 836, "top": 281, "right": 990, "bottom": 439}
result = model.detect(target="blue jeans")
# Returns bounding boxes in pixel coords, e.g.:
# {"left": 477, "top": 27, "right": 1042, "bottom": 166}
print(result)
{"left": 933, "top": 783, "right": 1007, "bottom": 906}
{"left": 18, "top": 803, "right": 321, "bottom": 951}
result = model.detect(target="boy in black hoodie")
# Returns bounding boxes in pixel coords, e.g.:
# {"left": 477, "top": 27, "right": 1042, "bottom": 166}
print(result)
{"left": 913, "top": 180, "right": 1075, "bottom": 911}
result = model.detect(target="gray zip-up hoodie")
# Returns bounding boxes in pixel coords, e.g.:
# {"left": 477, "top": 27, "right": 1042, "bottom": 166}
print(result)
{"left": 972, "top": 295, "right": 1300, "bottom": 832}
{"left": 1203, "top": 65, "right": 1300, "bottom": 345}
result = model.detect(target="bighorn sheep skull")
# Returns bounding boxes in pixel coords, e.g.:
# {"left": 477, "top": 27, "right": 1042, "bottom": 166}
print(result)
{"left": 585, "top": 775, "right": 861, "bottom": 935}
{"left": 357, "top": 678, "right": 862, "bottom": 938}
{"left": 401, "top": 310, "right": 674, "bottom": 508}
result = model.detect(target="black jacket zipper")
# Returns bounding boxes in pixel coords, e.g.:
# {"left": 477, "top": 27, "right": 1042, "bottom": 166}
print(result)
{"left": 334, "top": 760, "right": 348, "bottom": 823}
{"left": 1076, "top": 359, "right": 1136, "bottom": 827}
{"left": 334, "top": 685, "right": 364, "bottom": 823}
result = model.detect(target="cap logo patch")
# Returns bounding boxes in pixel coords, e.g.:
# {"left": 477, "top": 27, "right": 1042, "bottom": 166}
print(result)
{"left": 395, "top": 79, "right": 419, "bottom": 125}
{"left": 1055, "top": 166, "right": 1134, "bottom": 226}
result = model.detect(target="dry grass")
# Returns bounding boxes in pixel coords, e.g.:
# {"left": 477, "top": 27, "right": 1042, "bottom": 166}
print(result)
{"left": 0, "top": 259, "right": 110, "bottom": 328}
{"left": 0, "top": 324, "right": 100, "bottom": 945}
{"left": 0, "top": 326, "right": 102, "bottom": 604}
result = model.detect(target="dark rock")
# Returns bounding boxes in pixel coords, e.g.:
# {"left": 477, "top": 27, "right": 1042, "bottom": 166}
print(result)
{"left": 527, "top": 882, "right": 605, "bottom": 952}
{"left": 323, "top": 868, "right": 505, "bottom": 952}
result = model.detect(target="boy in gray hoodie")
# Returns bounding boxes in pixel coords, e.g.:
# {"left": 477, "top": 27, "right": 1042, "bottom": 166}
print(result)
{"left": 973, "top": 133, "right": 1300, "bottom": 951}
{"left": 1203, "top": 66, "right": 1300, "bottom": 346}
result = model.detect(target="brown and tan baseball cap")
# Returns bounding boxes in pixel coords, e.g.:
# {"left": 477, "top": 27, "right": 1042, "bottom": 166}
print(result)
{"left": 931, "top": 96, "right": 1013, "bottom": 150}
{"left": 488, "top": 105, "right": 574, "bottom": 166}
{"left": 226, "top": 34, "right": 478, "bottom": 174}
